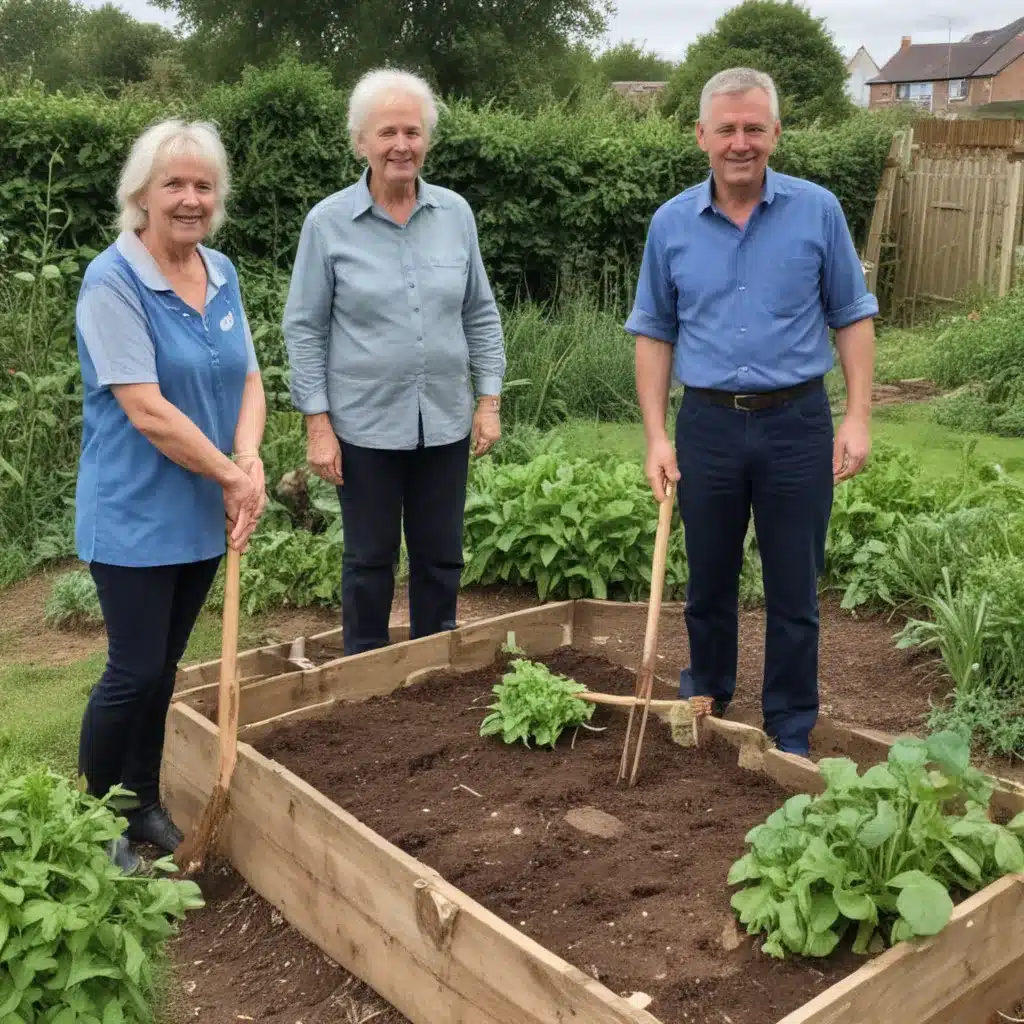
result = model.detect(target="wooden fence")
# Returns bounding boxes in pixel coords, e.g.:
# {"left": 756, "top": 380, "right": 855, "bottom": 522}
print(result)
{"left": 862, "top": 119, "right": 1024, "bottom": 320}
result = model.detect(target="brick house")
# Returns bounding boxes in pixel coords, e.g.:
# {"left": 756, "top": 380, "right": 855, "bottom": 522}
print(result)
{"left": 868, "top": 17, "right": 1024, "bottom": 112}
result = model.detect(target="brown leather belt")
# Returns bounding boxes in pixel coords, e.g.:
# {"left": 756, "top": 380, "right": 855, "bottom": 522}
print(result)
{"left": 684, "top": 377, "right": 823, "bottom": 412}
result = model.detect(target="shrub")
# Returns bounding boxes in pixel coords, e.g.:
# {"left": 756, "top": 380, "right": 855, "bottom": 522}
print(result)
{"left": 0, "top": 62, "right": 897, "bottom": 303}
{"left": 0, "top": 767, "right": 204, "bottom": 1023}
{"left": 44, "top": 570, "right": 102, "bottom": 629}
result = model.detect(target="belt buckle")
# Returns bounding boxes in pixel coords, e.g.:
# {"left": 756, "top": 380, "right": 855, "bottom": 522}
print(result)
{"left": 733, "top": 393, "right": 757, "bottom": 411}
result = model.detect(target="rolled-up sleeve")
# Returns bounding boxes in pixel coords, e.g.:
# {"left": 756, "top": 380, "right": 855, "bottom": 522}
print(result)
{"left": 823, "top": 192, "right": 879, "bottom": 330}
{"left": 461, "top": 202, "right": 506, "bottom": 397}
{"left": 77, "top": 272, "right": 158, "bottom": 387}
{"left": 282, "top": 212, "right": 333, "bottom": 415}
{"left": 624, "top": 209, "right": 678, "bottom": 344}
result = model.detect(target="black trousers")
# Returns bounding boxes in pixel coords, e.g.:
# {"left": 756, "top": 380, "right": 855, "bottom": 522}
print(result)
{"left": 337, "top": 431, "right": 471, "bottom": 656}
{"left": 674, "top": 381, "right": 834, "bottom": 755}
{"left": 78, "top": 557, "right": 220, "bottom": 811}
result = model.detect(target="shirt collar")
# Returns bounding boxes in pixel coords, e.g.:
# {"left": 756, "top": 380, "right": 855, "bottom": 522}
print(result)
{"left": 351, "top": 166, "right": 440, "bottom": 220}
{"left": 115, "top": 230, "right": 226, "bottom": 292}
{"left": 698, "top": 165, "right": 778, "bottom": 214}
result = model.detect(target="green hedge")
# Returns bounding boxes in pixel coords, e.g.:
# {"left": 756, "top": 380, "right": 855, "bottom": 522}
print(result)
{"left": 0, "top": 60, "right": 899, "bottom": 300}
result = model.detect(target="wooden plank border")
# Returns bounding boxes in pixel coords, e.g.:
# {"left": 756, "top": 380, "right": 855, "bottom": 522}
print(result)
{"left": 167, "top": 600, "right": 1024, "bottom": 1024}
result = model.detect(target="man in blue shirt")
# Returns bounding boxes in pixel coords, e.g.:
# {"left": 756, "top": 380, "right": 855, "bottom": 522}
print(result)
{"left": 625, "top": 67, "right": 878, "bottom": 757}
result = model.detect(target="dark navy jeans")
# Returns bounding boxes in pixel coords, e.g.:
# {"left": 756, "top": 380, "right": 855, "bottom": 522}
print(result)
{"left": 674, "top": 381, "right": 834, "bottom": 754}
{"left": 79, "top": 557, "right": 220, "bottom": 811}
{"left": 336, "top": 432, "right": 471, "bottom": 656}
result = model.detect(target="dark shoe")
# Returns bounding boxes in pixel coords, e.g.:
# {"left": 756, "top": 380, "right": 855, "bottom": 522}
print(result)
{"left": 107, "top": 836, "right": 142, "bottom": 876}
{"left": 125, "top": 805, "right": 184, "bottom": 853}
{"left": 712, "top": 699, "right": 730, "bottom": 719}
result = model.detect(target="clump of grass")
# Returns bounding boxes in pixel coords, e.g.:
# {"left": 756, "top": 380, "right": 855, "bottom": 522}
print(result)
{"left": 44, "top": 569, "right": 103, "bottom": 629}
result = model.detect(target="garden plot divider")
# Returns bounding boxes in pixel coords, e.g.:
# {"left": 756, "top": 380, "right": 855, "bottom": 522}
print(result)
{"left": 166, "top": 601, "right": 1024, "bottom": 1024}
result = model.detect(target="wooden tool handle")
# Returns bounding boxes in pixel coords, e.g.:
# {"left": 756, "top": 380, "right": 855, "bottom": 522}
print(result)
{"left": 217, "top": 544, "right": 241, "bottom": 787}
{"left": 619, "top": 482, "right": 676, "bottom": 784}
{"left": 641, "top": 482, "right": 675, "bottom": 675}
{"left": 628, "top": 482, "right": 675, "bottom": 786}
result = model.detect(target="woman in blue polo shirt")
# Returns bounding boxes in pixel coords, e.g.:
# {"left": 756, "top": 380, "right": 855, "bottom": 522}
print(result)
{"left": 74, "top": 118, "right": 267, "bottom": 875}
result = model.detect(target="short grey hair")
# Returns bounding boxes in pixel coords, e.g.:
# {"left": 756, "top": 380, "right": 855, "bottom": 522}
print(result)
{"left": 699, "top": 67, "right": 780, "bottom": 124}
{"left": 347, "top": 68, "right": 443, "bottom": 155}
{"left": 116, "top": 118, "right": 230, "bottom": 235}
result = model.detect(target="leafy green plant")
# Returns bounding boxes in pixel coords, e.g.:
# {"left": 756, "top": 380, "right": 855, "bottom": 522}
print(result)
{"left": 480, "top": 658, "right": 595, "bottom": 749}
{"left": 0, "top": 767, "right": 205, "bottom": 1023}
{"left": 728, "top": 732, "right": 1024, "bottom": 959}
{"left": 462, "top": 452, "right": 690, "bottom": 600}
{"left": 44, "top": 569, "right": 102, "bottom": 629}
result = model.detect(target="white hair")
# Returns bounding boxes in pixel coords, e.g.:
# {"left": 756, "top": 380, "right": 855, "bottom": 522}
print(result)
{"left": 699, "top": 67, "right": 780, "bottom": 124}
{"left": 116, "top": 119, "right": 231, "bottom": 235}
{"left": 346, "top": 68, "right": 442, "bottom": 155}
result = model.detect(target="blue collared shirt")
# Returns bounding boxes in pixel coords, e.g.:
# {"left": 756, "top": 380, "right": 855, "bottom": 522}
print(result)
{"left": 74, "top": 231, "right": 258, "bottom": 567}
{"left": 282, "top": 169, "right": 506, "bottom": 450}
{"left": 624, "top": 168, "right": 879, "bottom": 392}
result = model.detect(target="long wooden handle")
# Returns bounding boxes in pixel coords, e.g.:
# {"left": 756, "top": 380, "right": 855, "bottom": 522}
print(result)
{"left": 618, "top": 482, "right": 675, "bottom": 783}
{"left": 217, "top": 544, "right": 241, "bottom": 788}
{"left": 628, "top": 482, "right": 675, "bottom": 786}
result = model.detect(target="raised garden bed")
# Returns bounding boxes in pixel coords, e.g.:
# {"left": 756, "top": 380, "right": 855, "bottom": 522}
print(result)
{"left": 165, "top": 601, "right": 1024, "bottom": 1024}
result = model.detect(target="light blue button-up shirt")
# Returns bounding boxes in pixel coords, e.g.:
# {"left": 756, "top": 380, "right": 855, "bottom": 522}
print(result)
{"left": 625, "top": 168, "right": 879, "bottom": 392}
{"left": 282, "top": 169, "right": 506, "bottom": 450}
{"left": 74, "top": 231, "right": 258, "bottom": 567}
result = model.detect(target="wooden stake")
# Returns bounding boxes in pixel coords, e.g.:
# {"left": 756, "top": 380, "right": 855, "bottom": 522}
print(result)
{"left": 174, "top": 542, "right": 241, "bottom": 875}
{"left": 618, "top": 481, "right": 675, "bottom": 787}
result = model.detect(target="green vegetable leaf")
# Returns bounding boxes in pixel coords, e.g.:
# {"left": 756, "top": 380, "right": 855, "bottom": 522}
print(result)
{"left": 858, "top": 800, "right": 898, "bottom": 849}
{"left": 888, "top": 871, "right": 954, "bottom": 936}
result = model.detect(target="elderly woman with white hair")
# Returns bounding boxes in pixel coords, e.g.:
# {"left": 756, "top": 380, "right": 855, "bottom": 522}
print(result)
{"left": 283, "top": 68, "right": 506, "bottom": 657}
{"left": 73, "top": 118, "right": 267, "bottom": 874}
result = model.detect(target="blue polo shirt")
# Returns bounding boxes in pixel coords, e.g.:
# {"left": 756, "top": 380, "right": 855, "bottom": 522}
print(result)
{"left": 74, "top": 231, "right": 258, "bottom": 567}
{"left": 624, "top": 168, "right": 879, "bottom": 392}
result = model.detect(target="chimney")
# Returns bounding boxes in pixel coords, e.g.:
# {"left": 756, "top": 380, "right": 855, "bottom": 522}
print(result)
{"left": 900, "top": 35, "right": 912, "bottom": 50}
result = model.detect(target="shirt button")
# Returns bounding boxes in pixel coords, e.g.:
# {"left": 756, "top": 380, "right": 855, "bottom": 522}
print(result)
{"left": 740, "top": 366, "right": 749, "bottom": 373}
{"left": 739, "top": 285, "right": 746, "bottom": 291}
{"left": 740, "top": 327, "right": 747, "bottom": 333}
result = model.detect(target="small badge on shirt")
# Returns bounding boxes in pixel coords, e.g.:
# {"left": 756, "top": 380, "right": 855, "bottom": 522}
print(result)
{"left": 219, "top": 311, "right": 235, "bottom": 332}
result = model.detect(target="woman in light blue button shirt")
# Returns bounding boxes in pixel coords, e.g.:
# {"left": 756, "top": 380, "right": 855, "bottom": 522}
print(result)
{"left": 283, "top": 68, "right": 507, "bottom": 657}
{"left": 74, "top": 119, "right": 268, "bottom": 874}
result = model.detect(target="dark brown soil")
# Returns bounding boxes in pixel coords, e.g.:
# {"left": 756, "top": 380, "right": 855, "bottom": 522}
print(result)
{"left": 167, "top": 857, "right": 405, "bottom": 1023}
{"left": 250, "top": 649, "right": 871, "bottom": 1024}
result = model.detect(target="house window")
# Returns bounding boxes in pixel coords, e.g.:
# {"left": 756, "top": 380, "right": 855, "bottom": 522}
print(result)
{"left": 895, "top": 82, "right": 934, "bottom": 109}
{"left": 949, "top": 79, "right": 968, "bottom": 100}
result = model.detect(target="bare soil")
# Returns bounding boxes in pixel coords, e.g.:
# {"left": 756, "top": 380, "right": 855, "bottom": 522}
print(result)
{"left": 159, "top": 590, "right": 1008, "bottom": 1022}
{"left": 249, "top": 649, "right": 879, "bottom": 1024}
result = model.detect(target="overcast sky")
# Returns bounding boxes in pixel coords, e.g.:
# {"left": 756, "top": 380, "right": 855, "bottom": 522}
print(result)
{"left": 83, "top": 0, "right": 1014, "bottom": 74}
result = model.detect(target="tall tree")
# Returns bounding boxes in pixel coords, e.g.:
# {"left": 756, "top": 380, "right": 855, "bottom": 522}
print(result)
{"left": 160, "top": 0, "right": 614, "bottom": 103}
{"left": 661, "top": 0, "right": 853, "bottom": 128}
{"left": 591, "top": 40, "right": 673, "bottom": 84}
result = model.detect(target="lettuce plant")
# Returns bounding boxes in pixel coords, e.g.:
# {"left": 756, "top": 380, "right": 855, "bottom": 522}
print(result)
{"left": 480, "top": 659, "right": 595, "bottom": 749}
{"left": 728, "top": 731, "right": 1024, "bottom": 959}
{"left": 0, "top": 767, "right": 205, "bottom": 1022}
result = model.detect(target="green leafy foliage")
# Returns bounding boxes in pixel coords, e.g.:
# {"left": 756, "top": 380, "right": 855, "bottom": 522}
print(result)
{"left": 0, "top": 62, "right": 897, "bottom": 303}
{"left": 462, "top": 451, "right": 689, "bottom": 601}
{"left": 44, "top": 570, "right": 102, "bottom": 629}
{"left": 728, "top": 732, "right": 1024, "bottom": 959}
{"left": 661, "top": 0, "right": 854, "bottom": 128}
{"left": 0, "top": 766, "right": 205, "bottom": 1022}
{"left": 480, "top": 658, "right": 594, "bottom": 748}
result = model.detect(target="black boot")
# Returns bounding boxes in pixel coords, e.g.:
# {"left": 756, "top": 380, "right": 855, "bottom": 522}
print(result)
{"left": 107, "top": 836, "right": 143, "bottom": 876}
{"left": 124, "top": 805, "right": 184, "bottom": 854}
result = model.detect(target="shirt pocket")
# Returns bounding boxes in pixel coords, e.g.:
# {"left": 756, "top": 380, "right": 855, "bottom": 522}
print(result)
{"left": 425, "top": 253, "right": 469, "bottom": 315}
{"left": 761, "top": 255, "right": 821, "bottom": 317}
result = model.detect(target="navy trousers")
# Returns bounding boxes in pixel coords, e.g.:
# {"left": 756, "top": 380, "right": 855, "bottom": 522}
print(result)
{"left": 79, "top": 557, "right": 220, "bottom": 810}
{"left": 337, "top": 431, "right": 471, "bottom": 656}
{"left": 674, "top": 381, "right": 834, "bottom": 754}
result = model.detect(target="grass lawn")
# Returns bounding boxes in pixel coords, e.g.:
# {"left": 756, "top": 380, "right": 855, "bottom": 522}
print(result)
{"left": 0, "top": 611, "right": 244, "bottom": 776}
{"left": 553, "top": 400, "right": 1024, "bottom": 484}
